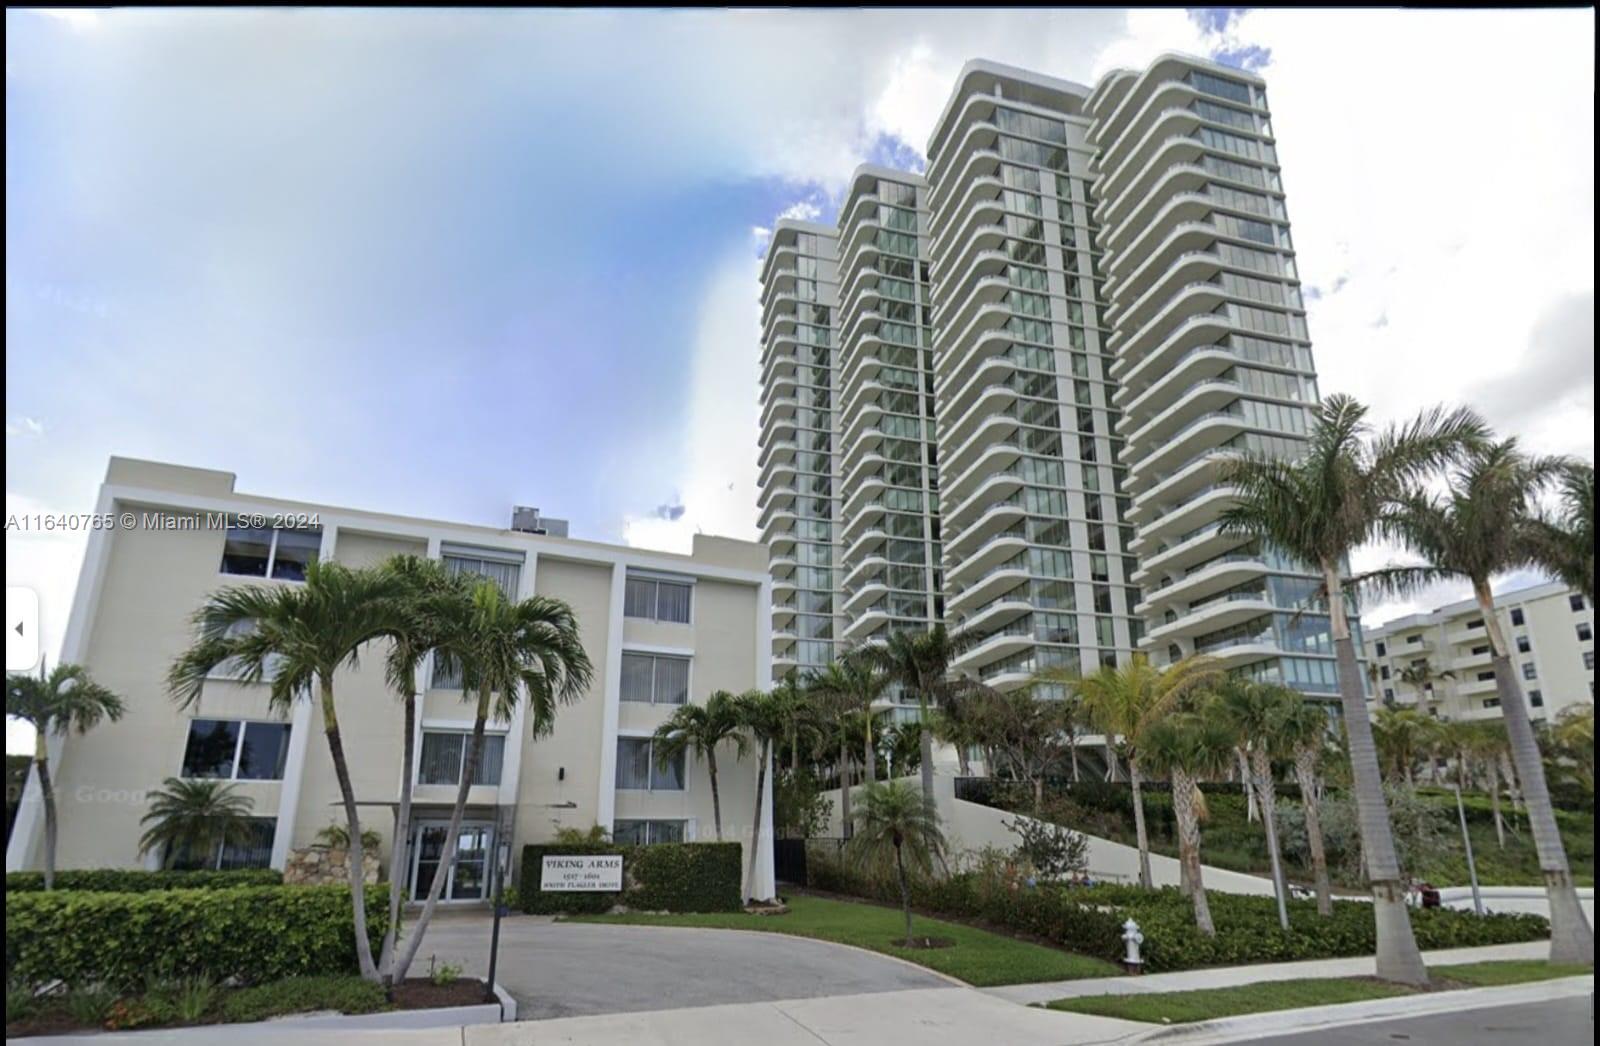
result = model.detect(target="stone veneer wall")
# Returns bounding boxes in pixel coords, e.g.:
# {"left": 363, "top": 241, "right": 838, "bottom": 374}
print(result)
{"left": 283, "top": 845, "right": 382, "bottom": 886}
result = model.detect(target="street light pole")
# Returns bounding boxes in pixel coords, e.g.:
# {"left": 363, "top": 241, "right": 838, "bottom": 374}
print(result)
{"left": 1453, "top": 782, "right": 1484, "bottom": 916}
{"left": 485, "top": 841, "right": 510, "bottom": 1004}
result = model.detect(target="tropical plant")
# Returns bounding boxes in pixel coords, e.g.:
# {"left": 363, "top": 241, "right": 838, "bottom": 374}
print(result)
{"left": 1138, "top": 708, "right": 1237, "bottom": 935}
{"left": 1372, "top": 706, "right": 1432, "bottom": 788}
{"left": 977, "top": 688, "right": 1076, "bottom": 807}
{"left": 314, "top": 821, "right": 384, "bottom": 852}
{"left": 1218, "top": 393, "right": 1484, "bottom": 985}
{"left": 1027, "top": 666, "right": 1089, "bottom": 781}
{"left": 1073, "top": 654, "right": 1221, "bottom": 888}
{"left": 1525, "top": 461, "right": 1594, "bottom": 602}
{"left": 879, "top": 719, "right": 924, "bottom": 779}
{"left": 809, "top": 654, "right": 891, "bottom": 785}
{"left": 1213, "top": 679, "right": 1298, "bottom": 930}
{"left": 169, "top": 558, "right": 410, "bottom": 981}
{"left": 928, "top": 687, "right": 986, "bottom": 777}
{"left": 392, "top": 579, "right": 592, "bottom": 982}
{"left": 847, "top": 779, "right": 946, "bottom": 944}
{"left": 137, "top": 778, "right": 257, "bottom": 870}
{"left": 1549, "top": 702, "right": 1594, "bottom": 793}
{"left": 1368, "top": 437, "right": 1593, "bottom": 963}
{"left": 1278, "top": 697, "right": 1335, "bottom": 914}
{"left": 736, "top": 688, "right": 787, "bottom": 900}
{"left": 1004, "top": 814, "right": 1088, "bottom": 880}
{"left": 858, "top": 625, "right": 977, "bottom": 808}
{"left": 552, "top": 824, "right": 611, "bottom": 845}
{"left": 6, "top": 662, "right": 127, "bottom": 889}
{"left": 653, "top": 689, "right": 749, "bottom": 842}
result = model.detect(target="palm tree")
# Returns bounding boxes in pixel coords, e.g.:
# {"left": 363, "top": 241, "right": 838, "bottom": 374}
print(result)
{"left": 1526, "top": 461, "right": 1594, "bottom": 602}
{"left": 138, "top": 778, "right": 256, "bottom": 868}
{"left": 394, "top": 579, "right": 592, "bottom": 982}
{"left": 1027, "top": 666, "right": 1089, "bottom": 782}
{"left": 7, "top": 662, "right": 126, "bottom": 889}
{"left": 848, "top": 780, "right": 946, "bottom": 944}
{"left": 653, "top": 689, "right": 749, "bottom": 842}
{"left": 805, "top": 661, "right": 875, "bottom": 835}
{"left": 858, "top": 625, "right": 976, "bottom": 808}
{"left": 1372, "top": 706, "right": 1430, "bottom": 788}
{"left": 1370, "top": 438, "right": 1593, "bottom": 964}
{"left": 928, "top": 687, "right": 985, "bottom": 777}
{"left": 1550, "top": 702, "right": 1594, "bottom": 793}
{"left": 824, "top": 653, "right": 893, "bottom": 785}
{"left": 1139, "top": 709, "right": 1237, "bottom": 936}
{"left": 373, "top": 553, "right": 471, "bottom": 982}
{"left": 737, "top": 689, "right": 787, "bottom": 900}
{"left": 1279, "top": 698, "right": 1335, "bottom": 915}
{"left": 1218, "top": 393, "right": 1484, "bottom": 986}
{"left": 880, "top": 719, "right": 924, "bottom": 779}
{"left": 170, "top": 559, "right": 409, "bottom": 981}
{"left": 1074, "top": 654, "right": 1221, "bottom": 888}
{"left": 1214, "top": 679, "right": 1297, "bottom": 931}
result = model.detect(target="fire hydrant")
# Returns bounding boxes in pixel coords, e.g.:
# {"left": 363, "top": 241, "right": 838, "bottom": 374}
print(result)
{"left": 1121, "top": 917, "right": 1145, "bottom": 975}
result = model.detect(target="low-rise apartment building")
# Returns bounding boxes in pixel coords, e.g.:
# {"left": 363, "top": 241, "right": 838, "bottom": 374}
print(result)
{"left": 6, "top": 458, "right": 776, "bottom": 900}
{"left": 1363, "top": 581, "right": 1594, "bottom": 724}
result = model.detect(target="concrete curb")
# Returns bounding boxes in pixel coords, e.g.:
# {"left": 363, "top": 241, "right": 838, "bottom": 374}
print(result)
{"left": 1127, "top": 974, "right": 1594, "bottom": 1044}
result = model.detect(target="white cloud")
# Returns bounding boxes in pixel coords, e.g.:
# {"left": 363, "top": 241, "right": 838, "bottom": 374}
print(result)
{"left": 6, "top": 416, "right": 45, "bottom": 439}
{"left": 622, "top": 251, "right": 762, "bottom": 554}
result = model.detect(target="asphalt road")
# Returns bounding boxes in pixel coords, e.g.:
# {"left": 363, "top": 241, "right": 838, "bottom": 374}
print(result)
{"left": 417, "top": 913, "right": 951, "bottom": 1019}
{"left": 1237, "top": 995, "right": 1592, "bottom": 1045}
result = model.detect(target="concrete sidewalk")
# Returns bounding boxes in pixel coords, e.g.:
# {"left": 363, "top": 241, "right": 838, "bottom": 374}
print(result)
{"left": 985, "top": 940, "right": 1555, "bottom": 1006}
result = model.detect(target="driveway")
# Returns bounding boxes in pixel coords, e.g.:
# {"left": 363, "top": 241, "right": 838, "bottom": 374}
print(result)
{"left": 416, "top": 912, "right": 952, "bottom": 1019}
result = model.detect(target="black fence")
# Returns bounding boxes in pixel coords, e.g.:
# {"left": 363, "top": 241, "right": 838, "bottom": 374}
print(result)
{"left": 773, "top": 836, "right": 847, "bottom": 886}
{"left": 954, "top": 775, "right": 1305, "bottom": 808}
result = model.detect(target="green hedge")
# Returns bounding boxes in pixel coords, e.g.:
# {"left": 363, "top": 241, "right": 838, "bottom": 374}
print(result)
{"left": 6, "top": 868, "right": 284, "bottom": 893}
{"left": 805, "top": 849, "right": 1549, "bottom": 973}
{"left": 519, "top": 842, "right": 742, "bottom": 915}
{"left": 6, "top": 885, "right": 387, "bottom": 989}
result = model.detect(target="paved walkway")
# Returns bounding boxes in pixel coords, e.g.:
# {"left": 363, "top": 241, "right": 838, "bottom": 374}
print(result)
{"left": 985, "top": 940, "right": 1555, "bottom": 1006}
{"left": 418, "top": 913, "right": 951, "bottom": 1018}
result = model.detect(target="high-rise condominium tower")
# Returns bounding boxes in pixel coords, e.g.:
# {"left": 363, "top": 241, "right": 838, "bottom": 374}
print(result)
{"left": 760, "top": 54, "right": 1345, "bottom": 703}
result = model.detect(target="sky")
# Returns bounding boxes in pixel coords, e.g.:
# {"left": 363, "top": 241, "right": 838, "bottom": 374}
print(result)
{"left": 6, "top": 8, "right": 1595, "bottom": 752}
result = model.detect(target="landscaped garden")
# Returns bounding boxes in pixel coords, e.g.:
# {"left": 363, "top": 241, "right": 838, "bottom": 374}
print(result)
{"left": 570, "top": 892, "right": 1120, "bottom": 986}
{"left": 1044, "top": 959, "right": 1592, "bottom": 1024}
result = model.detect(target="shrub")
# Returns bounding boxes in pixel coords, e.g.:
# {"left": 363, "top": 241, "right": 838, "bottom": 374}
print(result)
{"left": 6, "top": 885, "right": 387, "bottom": 989}
{"left": 1005, "top": 811, "right": 1089, "bottom": 880}
{"left": 5, "top": 868, "right": 283, "bottom": 893}
{"left": 519, "top": 842, "right": 743, "bottom": 915}
{"left": 63, "top": 983, "right": 117, "bottom": 1026}
{"left": 219, "top": 975, "right": 389, "bottom": 1023}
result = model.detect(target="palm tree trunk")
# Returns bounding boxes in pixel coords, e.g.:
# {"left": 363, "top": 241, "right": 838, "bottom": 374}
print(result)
{"left": 36, "top": 751, "right": 57, "bottom": 892}
{"left": 895, "top": 839, "right": 913, "bottom": 944}
{"left": 1474, "top": 582, "right": 1594, "bottom": 964}
{"left": 1069, "top": 732, "right": 1080, "bottom": 783}
{"left": 1488, "top": 759, "right": 1505, "bottom": 850}
{"left": 708, "top": 749, "right": 723, "bottom": 840}
{"left": 1294, "top": 747, "right": 1333, "bottom": 916}
{"left": 746, "top": 740, "right": 769, "bottom": 901}
{"left": 1174, "top": 769, "right": 1213, "bottom": 936}
{"left": 917, "top": 696, "right": 935, "bottom": 808}
{"left": 1129, "top": 758, "right": 1153, "bottom": 890}
{"left": 864, "top": 721, "right": 876, "bottom": 787}
{"left": 838, "top": 737, "right": 852, "bottom": 840}
{"left": 1323, "top": 562, "right": 1427, "bottom": 986}
{"left": 318, "top": 678, "right": 379, "bottom": 982}
{"left": 380, "top": 690, "right": 417, "bottom": 984}
{"left": 1252, "top": 748, "right": 1290, "bottom": 932}
{"left": 1105, "top": 740, "right": 1120, "bottom": 782}
{"left": 1500, "top": 750, "right": 1524, "bottom": 815}
{"left": 395, "top": 685, "right": 490, "bottom": 982}
{"left": 1238, "top": 748, "right": 1258, "bottom": 823}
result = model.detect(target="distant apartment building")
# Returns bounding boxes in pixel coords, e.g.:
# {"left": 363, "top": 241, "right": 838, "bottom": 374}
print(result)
{"left": 1364, "top": 582, "right": 1595, "bottom": 724}
{"left": 7, "top": 458, "right": 776, "bottom": 900}
{"left": 758, "top": 54, "right": 1347, "bottom": 701}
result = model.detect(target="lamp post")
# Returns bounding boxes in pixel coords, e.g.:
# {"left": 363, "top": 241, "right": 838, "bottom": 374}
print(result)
{"left": 1453, "top": 782, "right": 1484, "bottom": 916}
{"left": 485, "top": 840, "right": 511, "bottom": 1004}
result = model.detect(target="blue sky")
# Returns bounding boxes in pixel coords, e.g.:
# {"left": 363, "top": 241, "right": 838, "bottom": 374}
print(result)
{"left": 6, "top": 10, "right": 1594, "bottom": 750}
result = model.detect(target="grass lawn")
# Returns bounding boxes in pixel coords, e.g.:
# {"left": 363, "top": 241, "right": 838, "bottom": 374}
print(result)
{"left": 1045, "top": 960, "right": 1592, "bottom": 1024}
{"left": 565, "top": 893, "right": 1120, "bottom": 987}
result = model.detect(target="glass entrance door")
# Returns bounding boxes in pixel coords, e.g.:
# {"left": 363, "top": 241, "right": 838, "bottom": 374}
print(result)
{"left": 409, "top": 821, "right": 494, "bottom": 902}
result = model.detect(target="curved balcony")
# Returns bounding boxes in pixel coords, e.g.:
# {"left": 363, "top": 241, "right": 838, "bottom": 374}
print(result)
{"left": 1131, "top": 524, "right": 1245, "bottom": 585}
{"left": 935, "top": 324, "right": 1017, "bottom": 397}
{"left": 1123, "top": 377, "right": 1243, "bottom": 454}
{"left": 1143, "top": 593, "right": 1278, "bottom": 645}
{"left": 1127, "top": 451, "right": 1224, "bottom": 521}
{"left": 942, "top": 440, "right": 1024, "bottom": 508}
{"left": 1109, "top": 279, "right": 1231, "bottom": 363}
{"left": 952, "top": 618, "right": 1037, "bottom": 673}
{"left": 1138, "top": 555, "right": 1271, "bottom": 617}
{"left": 840, "top": 553, "right": 889, "bottom": 594}
{"left": 1125, "top": 410, "right": 1251, "bottom": 481}
{"left": 927, "top": 119, "right": 1004, "bottom": 212}
{"left": 1111, "top": 312, "right": 1235, "bottom": 390}
{"left": 941, "top": 464, "right": 1025, "bottom": 533}
{"left": 930, "top": 224, "right": 1009, "bottom": 305}
{"left": 927, "top": 178, "right": 1005, "bottom": 260}
{"left": 1126, "top": 486, "right": 1238, "bottom": 555}
{"left": 940, "top": 405, "right": 1022, "bottom": 485}
{"left": 943, "top": 495, "right": 1027, "bottom": 562}
{"left": 842, "top": 577, "right": 888, "bottom": 614}
{"left": 1118, "top": 340, "right": 1268, "bottom": 414}
{"left": 943, "top": 524, "right": 1028, "bottom": 588}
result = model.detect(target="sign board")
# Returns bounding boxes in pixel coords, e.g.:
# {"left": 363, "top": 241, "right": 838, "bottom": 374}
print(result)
{"left": 540, "top": 853, "right": 623, "bottom": 892}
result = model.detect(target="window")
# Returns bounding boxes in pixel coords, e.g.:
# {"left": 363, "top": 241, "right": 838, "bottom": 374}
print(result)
{"left": 1383, "top": 688, "right": 1394, "bottom": 700}
{"left": 181, "top": 719, "right": 291, "bottom": 780}
{"left": 1466, "top": 618, "right": 1484, "bottom": 629}
{"left": 1529, "top": 690, "right": 1544, "bottom": 707}
{"left": 1379, "top": 666, "right": 1391, "bottom": 680}
{"left": 624, "top": 575, "right": 693, "bottom": 623}
{"left": 612, "top": 819, "right": 686, "bottom": 845}
{"left": 418, "top": 731, "right": 505, "bottom": 786}
{"left": 170, "top": 817, "right": 276, "bottom": 871}
{"left": 1484, "top": 698, "right": 1501, "bottom": 709}
{"left": 1516, "top": 635, "right": 1532, "bottom": 653}
{"left": 1510, "top": 607, "right": 1525, "bottom": 626}
{"left": 1578, "top": 623, "right": 1593, "bottom": 642}
{"left": 1374, "top": 641, "right": 1386, "bottom": 657}
{"left": 1585, "top": 651, "right": 1595, "bottom": 671}
{"left": 1571, "top": 594, "right": 1587, "bottom": 612}
{"left": 220, "top": 523, "right": 321, "bottom": 581}
{"left": 615, "top": 737, "right": 684, "bottom": 791}
{"left": 442, "top": 548, "right": 522, "bottom": 598}
{"left": 1521, "top": 662, "right": 1537, "bottom": 680}
{"left": 620, "top": 652, "right": 690, "bottom": 705}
